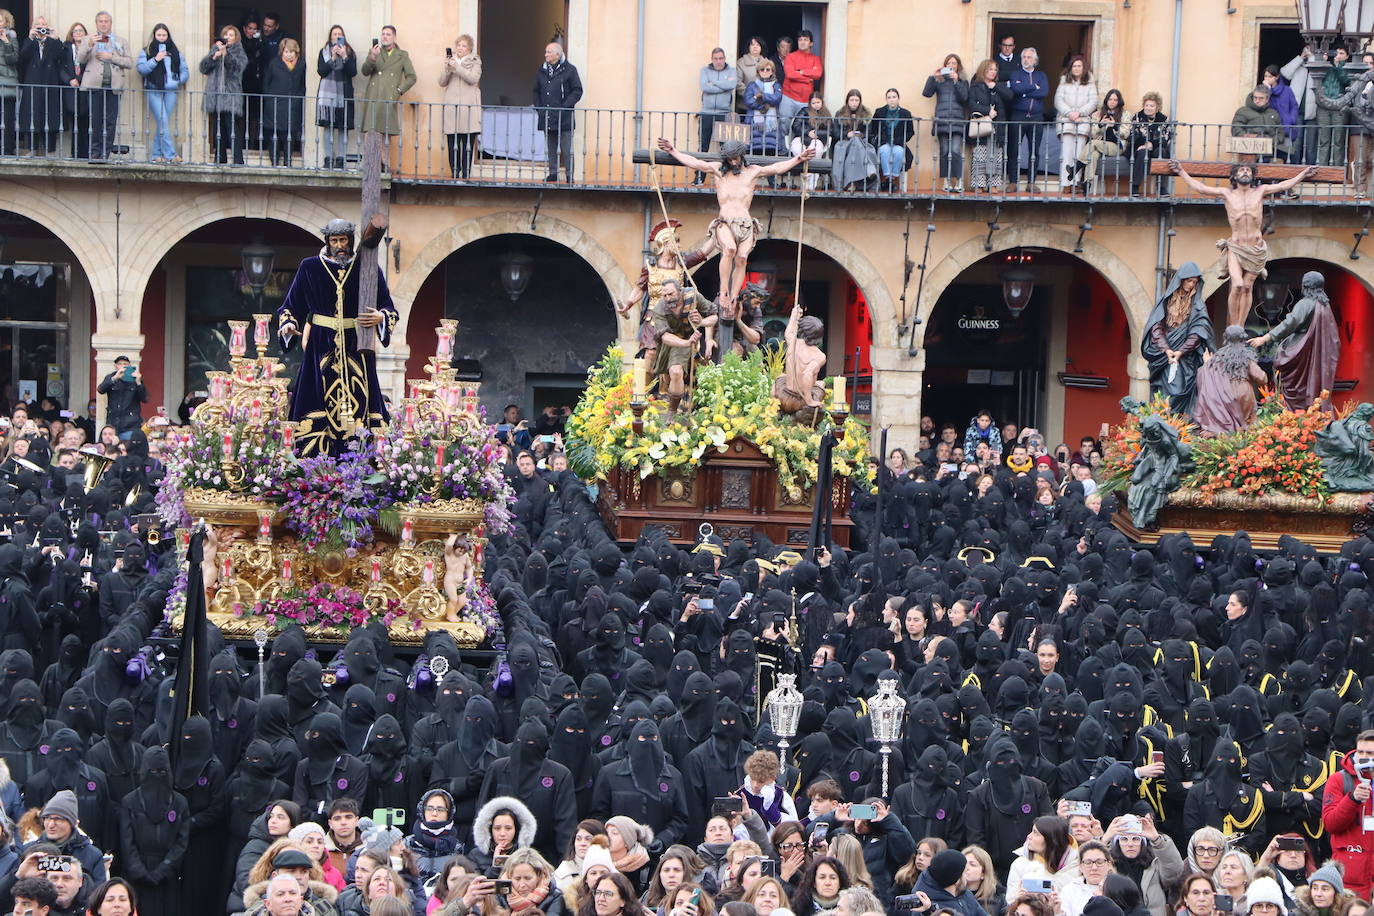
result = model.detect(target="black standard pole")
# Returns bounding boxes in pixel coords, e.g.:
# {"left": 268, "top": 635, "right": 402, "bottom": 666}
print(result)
{"left": 873, "top": 426, "right": 889, "bottom": 558}
{"left": 807, "top": 432, "right": 835, "bottom": 562}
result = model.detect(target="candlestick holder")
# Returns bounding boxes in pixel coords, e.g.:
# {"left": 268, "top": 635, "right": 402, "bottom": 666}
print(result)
{"left": 828, "top": 405, "right": 850, "bottom": 441}
{"left": 256, "top": 509, "right": 274, "bottom": 545}
{"left": 221, "top": 459, "right": 247, "bottom": 489}
{"left": 252, "top": 313, "right": 272, "bottom": 355}
{"left": 228, "top": 320, "right": 249, "bottom": 358}
{"left": 630, "top": 398, "right": 647, "bottom": 437}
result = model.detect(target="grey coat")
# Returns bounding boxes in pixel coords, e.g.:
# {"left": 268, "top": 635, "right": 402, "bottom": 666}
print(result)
{"left": 700, "top": 62, "right": 736, "bottom": 114}
{"left": 198, "top": 40, "right": 247, "bottom": 115}
{"left": 0, "top": 31, "right": 18, "bottom": 99}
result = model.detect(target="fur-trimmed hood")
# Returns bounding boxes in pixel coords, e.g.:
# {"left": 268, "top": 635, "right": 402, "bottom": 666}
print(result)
{"left": 471, "top": 795, "right": 537, "bottom": 855}
{"left": 243, "top": 879, "right": 339, "bottom": 910}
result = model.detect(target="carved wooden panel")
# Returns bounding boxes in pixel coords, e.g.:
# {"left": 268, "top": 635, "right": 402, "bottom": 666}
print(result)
{"left": 720, "top": 468, "right": 752, "bottom": 509}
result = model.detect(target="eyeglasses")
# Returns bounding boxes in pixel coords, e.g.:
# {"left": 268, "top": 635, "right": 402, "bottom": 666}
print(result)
{"left": 423, "top": 805, "right": 449, "bottom": 814}
{"left": 778, "top": 842, "right": 805, "bottom": 852}
{"left": 593, "top": 890, "right": 620, "bottom": 900}
{"left": 1080, "top": 858, "right": 1109, "bottom": 867}
{"left": 1193, "top": 846, "right": 1222, "bottom": 856}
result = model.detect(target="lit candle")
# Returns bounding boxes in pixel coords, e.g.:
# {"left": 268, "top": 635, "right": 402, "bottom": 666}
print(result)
{"left": 253, "top": 314, "right": 271, "bottom": 349}
{"left": 436, "top": 327, "right": 454, "bottom": 361}
{"left": 376, "top": 431, "right": 388, "bottom": 454}
{"left": 403, "top": 402, "right": 417, "bottom": 430}
{"left": 422, "top": 559, "right": 436, "bottom": 586}
{"left": 282, "top": 425, "right": 295, "bottom": 450}
{"left": 474, "top": 524, "right": 485, "bottom": 567}
{"left": 250, "top": 398, "right": 263, "bottom": 422}
{"left": 435, "top": 443, "right": 446, "bottom": 471}
{"left": 221, "top": 555, "right": 233, "bottom": 581}
{"left": 209, "top": 375, "right": 224, "bottom": 399}
{"left": 401, "top": 519, "right": 414, "bottom": 545}
{"left": 177, "top": 529, "right": 191, "bottom": 553}
{"left": 281, "top": 557, "right": 293, "bottom": 581}
{"left": 370, "top": 558, "right": 382, "bottom": 584}
{"left": 221, "top": 433, "right": 234, "bottom": 460}
{"left": 832, "top": 375, "right": 846, "bottom": 409}
{"left": 228, "top": 320, "right": 248, "bottom": 357}
{"left": 258, "top": 511, "right": 272, "bottom": 540}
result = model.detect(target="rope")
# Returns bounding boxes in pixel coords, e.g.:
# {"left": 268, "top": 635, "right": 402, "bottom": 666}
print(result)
{"left": 794, "top": 158, "right": 810, "bottom": 310}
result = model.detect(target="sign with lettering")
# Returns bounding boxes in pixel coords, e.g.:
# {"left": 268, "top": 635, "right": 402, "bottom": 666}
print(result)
{"left": 1225, "top": 136, "right": 1274, "bottom": 155}
{"left": 712, "top": 121, "right": 750, "bottom": 146}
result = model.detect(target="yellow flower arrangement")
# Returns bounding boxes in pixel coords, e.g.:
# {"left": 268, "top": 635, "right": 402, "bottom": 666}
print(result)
{"left": 564, "top": 346, "right": 873, "bottom": 490}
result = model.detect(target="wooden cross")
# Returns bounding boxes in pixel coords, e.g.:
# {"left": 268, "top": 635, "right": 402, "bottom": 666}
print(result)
{"left": 1148, "top": 160, "right": 1344, "bottom": 183}
{"left": 355, "top": 131, "right": 390, "bottom": 353}
{"left": 632, "top": 148, "right": 832, "bottom": 175}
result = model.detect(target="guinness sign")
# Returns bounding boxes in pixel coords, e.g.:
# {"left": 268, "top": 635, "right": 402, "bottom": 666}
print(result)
{"left": 957, "top": 304, "right": 1001, "bottom": 342}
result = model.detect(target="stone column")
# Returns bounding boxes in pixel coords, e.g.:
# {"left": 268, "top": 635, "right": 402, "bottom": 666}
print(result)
{"left": 374, "top": 342, "right": 412, "bottom": 406}
{"left": 869, "top": 345, "right": 925, "bottom": 451}
{"left": 1128, "top": 354, "right": 1151, "bottom": 401}
{"left": 91, "top": 330, "right": 146, "bottom": 429}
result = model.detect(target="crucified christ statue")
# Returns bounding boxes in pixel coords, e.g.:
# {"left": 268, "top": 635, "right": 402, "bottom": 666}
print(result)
{"left": 655, "top": 136, "right": 815, "bottom": 312}
{"left": 1168, "top": 159, "right": 1316, "bottom": 327}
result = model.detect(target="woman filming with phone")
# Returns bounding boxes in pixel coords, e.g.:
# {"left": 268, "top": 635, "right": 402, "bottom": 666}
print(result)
{"left": 315, "top": 25, "right": 355, "bottom": 169}
{"left": 439, "top": 34, "right": 481, "bottom": 179}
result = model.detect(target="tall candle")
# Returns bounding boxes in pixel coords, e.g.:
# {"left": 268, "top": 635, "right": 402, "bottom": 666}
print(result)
{"left": 250, "top": 398, "right": 263, "bottom": 422}
{"left": 253, "top": 314, "right": 271, "bottom": 348}
{"left": 282, "top": 425, "right": 295, "bottom": 450}
{"left": 228, "top": 320, "right": 248, "bottom": 357}
{"left": 436, "top": 328, "right": 454, "bottom": 361}
{"left": 832, "top": 375, "right": 846, "bottom": 409}
{"left": 422, "top": 559, "right": 436, "bottom": 585}
{"left": 401, "top": 519, "right": 414, "bottom": 545}
{"left": 281, "top": 557, "right": 293, "bottom": 581}
{"left": 221, "top": 433, "right": 234, "bottom": 460}
{"left": 258, "top": 512, "right": 272, "bottom": 540}
{"left": 221, "top": 555, "right": 233, "bottom": 580}
{"left": 435, "top": 443, "right": 446, "bottom": 471}
{"left": 376, "top": 431, "right": 388, "bottom": 454}
{"left": 370, "top": 558, "right": 383, "bottom": 584}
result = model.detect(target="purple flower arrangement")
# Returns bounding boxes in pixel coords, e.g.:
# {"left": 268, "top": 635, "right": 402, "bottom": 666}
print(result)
{"left": 243, "top": 581, "right": 405, "bottom": 635}
{"left": 267, "top": 446, "right": 392, "bottom": 551}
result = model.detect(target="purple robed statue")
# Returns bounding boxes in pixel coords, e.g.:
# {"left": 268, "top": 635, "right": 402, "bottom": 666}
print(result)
{"left": 275, "top": 218, "right": 399, "bottom": 457}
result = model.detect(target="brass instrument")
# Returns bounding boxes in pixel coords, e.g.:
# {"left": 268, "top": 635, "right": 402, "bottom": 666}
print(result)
{"left": 81, "top": 449, "right": 114, "bottom": 491}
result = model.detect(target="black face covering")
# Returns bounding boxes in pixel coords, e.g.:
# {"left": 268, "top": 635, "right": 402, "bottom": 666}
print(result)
{"left": 580, "top": 674, "right": 614, "bottom": 730}
{"left": 287, "top": 659, "right": 326, "bottom": 718}
{"left": 141, "top": 745, "right": 173, "bottom": 814}
{"left": 209, "top": 649, "right": 241, "bottom": 720}
{"left": 304, "top": 712, "right": 346, "bottom": 783}
{"left": 364, "top": 714, "right": 406, "bottom": 782}
{"left": 173, "top": 717, "right": 215, "bottom": 790}
{"left": 912, "top": 745, "right": 948, "bottom": 795}
{"left": 47, "top": 727, "right": 83, "bottom": 789}
{"left": 1262, "top": 712, "right": 1304, "bottom": 783}
{"left": 235, "top": 738, "right": 279, "bottom": 809}
{"left": 104, "top": 697, "right": 136, "bottom": 748}
{"left": 549, "top": 704, "right": 593, "bottom": 784}
{"left": 6, "top": 679, "right": 46, "bottom": 744}
{"left": 678, "top": 671, "right": 715, "bottom": 738}
{"left": 342, "top": 684, "right": 377, "bottom": 756}
{"left": 57, "top": 686, "right": 96, "bottom": 740}
{"left": 818, "top": 661, "right": 850, "bottom": 710}
{"left": 509, "top": 720, "right": 548, "bottom": 797}
{"left": 627, "top": 719, "right": 667, "bottom": 798}
{"left": 666, "top": 651, "right": 700, "bottom": 703}
{"left": 793, "top": 732, "right": 833, "bottom": 790}
{"left": 458, "top": 696, "right": 498, "bottom": 767}
{"left": 266, "top": 628, "right": 307, "bottom": 693}
{"left": 344, "top": 637, "right": 381, "bottom": 684}
{"left": 712, "top": 697, "right": 745, "bottom": 761}
{"left": 435, "top": 672, "right": 470, "bottom": 721}
{"left": 986, "top": 735, "right": 1025, "bottom": 811}
{"left": 1206, "top": 739, "right": 1244, "bottom": 803}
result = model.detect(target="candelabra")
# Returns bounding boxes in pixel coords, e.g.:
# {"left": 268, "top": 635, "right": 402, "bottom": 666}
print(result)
{"left": 764, "top": 673, "right": 804, "bottom": 786}
{"left": 254, "top": 628, "right": 269, "bottom": 697}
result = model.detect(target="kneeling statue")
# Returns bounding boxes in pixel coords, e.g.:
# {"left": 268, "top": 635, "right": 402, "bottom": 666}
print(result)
{"left": 772, "top": 304, "right": 827, "bottom": 425}
{"left": 1128, "top": 415, "right": 1193, "bottom": 529}
{"left": 1315, "top": 402, "right": 1374, "bottom": 492}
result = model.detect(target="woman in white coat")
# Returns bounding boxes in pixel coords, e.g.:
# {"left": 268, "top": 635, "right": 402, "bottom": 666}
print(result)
{"left": 1055, "top": 55, "right": 1098, "bottom": 191}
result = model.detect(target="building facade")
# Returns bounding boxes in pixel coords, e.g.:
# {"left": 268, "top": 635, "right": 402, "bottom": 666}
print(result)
{"left": 3, "top": 0, "right": 1373, "bottom": 448}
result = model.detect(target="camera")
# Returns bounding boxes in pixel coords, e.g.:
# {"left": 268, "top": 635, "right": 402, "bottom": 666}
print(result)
{"left": 36, "top": 855, "right": 72, "bottom": 873}
{"left": 1275, "top": 836, "right": 1306, "bottom": 851}
{"left": 940, "top": 67, "right": 953, "bottom": 76}
{"left": 492, "top": 880, "right": 513, "bottom": 895}
{"left": 894, "top": 895, "right": 927, "bottom": 911}
{"left": 36, "top": 26, "right": 49, "bottom": 36}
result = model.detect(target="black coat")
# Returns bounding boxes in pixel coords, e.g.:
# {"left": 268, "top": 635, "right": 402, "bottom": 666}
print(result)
{"left": 315, "top": 45, "right": 356, "bottom": 129}
{"left": 532, "top": 58, "right": 582, "bottom": 131}
{"left": 891, "top": 778, "right": 965, "bottom": 849}
{"left": 478, "top": 757, "right": 577, "bottom": 863}
{"left": 965, "top": 776, "right": 1053, "bottom": 873}
{"left": 18, "top": 37, "right": 72, "bottom": 132}
{"left": 292, "top": 754, "right": 369, "bottom": 821}
{"left": 969, "top": 80, "right": 1013, "bottom": 121}
{"left": 95, "top": 373, "right": 146, "bottom": 433}
{"left": 682, "top": 737, "right": 753, "bottom": 842}
{"left": 25, "top": 762, "right": 112, "bottom": 851}
{"left": 119, "top": 786, "right": 189, "bottom": 916}
{"left": 590, "top": 756, "right": 691, "bottom": 848}
{"left": 261, "top": 57, "right": 306, "bottom": 134}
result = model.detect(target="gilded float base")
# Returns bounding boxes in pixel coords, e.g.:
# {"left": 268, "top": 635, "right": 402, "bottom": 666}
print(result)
{"left": 1114, "top": 487, "right": 1373, "bottom": 552}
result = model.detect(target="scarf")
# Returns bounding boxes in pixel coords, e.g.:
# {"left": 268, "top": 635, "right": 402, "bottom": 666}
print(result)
{"left": 1007, "top": 454, "right": 1035, "bottom": 474}
{"left": 509, "top": 884, "right": 549, "bottom": 914}
{"left": 614, "top": 847, "right": 649, "bottom": 873}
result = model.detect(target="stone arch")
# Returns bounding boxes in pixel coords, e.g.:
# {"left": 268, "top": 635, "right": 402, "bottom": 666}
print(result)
{"left": 1199, "top": 235, "right": 1374, "bottom": 301}
{"left": 2, "top": 184, "right": 112, "bottom": 315}
{"left": 916, "top": 224, "right": 1152, "bottom": 356}
{"left": 757, "top": 216, "right": 900, "bottom": 348}
{"left": 116, "top": 189, "right": 345, "bottom": 325}
{"left": 391, "top": 210, "right": 634, "bottom": 343}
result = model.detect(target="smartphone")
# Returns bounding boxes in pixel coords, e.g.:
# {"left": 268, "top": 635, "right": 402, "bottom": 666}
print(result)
{"left": 371, "top": 807, "right": 405, "bottom": 827}
{"left": 690, "top": 888, "right": 703, "bottom": 908}
{"left": 849, "top": 803, "right": 878, "bottom": 820}
{"left": 539, "top": 434, "right": 555, "bottom": 444}
{"left": 446, "top": 47, "right": 453, "bottom": 58}
{"left": 36, "top": 855, "right": 72, "bottom": 873}
{"left": 1275, "top": 836, "right": 1306, "bottom": 851}
{"left": 58, "top": 410, "right": 72, "bottom": 419}
{"left": 122, "top": 366, "right": 136, "bottom": 382}
{"left": 496, "top": 423, "right": 513, "bottom": 434}
{"left": 759, "top": 859, "right": 777, "bottom": 877}
{"left": 1066, "top": 800, "right": 1093, "bottom": 817}
{"left": 372, "top": 38, "right": 379, "bottom": 46}
{"left": 493, "top": 880, "right": 513, "bottom": 895}
{"left": 810, "top": 821, "right": 830, "bottom": 842}
{"left": 1215, "top": 895, "right": 1234, "bottom": 913}
{"left": 493, "top": 854, "right": 509, "bottom": 869}
{"left": 1020, "top": 878, "right": 1054, "bottom": 895}
{"left": 698, "top": 597, "right": 715, "bottom": 611}
{"left": 334, "top": 37, "right": 344, "bottom": 47}
{"left": 1151, "top": 751, "right": 1165, "bottom": 765}
{"left": 713, "top": 795, "right": 740, "bottom": 811}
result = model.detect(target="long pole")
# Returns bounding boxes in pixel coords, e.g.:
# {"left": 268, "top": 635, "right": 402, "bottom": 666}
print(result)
{"left": 794, "top": 160, "right": 810, "bottom": 308}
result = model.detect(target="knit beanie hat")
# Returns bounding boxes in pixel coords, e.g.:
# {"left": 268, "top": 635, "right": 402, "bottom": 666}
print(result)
{"left": 363, "top": 824, "right": 404, "bottom": 859}
{"left": 1245, "top": 877, "right": 1287, "bottom": 916}
{"left": 1309, "top": 864, "right": 1345, "bottom": 896}
{"left": 289, "top": 822, "right": 326, "bottom": 843}
{"left": 926, "top": 849, "right": 967, "bottom": 889}
{"left": 41, "top": 790, "right": 79, "bottom": 828}
{"left": 581, "top": 841, "right": 616, "bottom": 876}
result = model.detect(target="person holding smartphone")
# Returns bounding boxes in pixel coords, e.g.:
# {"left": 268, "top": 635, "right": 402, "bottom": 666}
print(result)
{"left": 75, "top": 11, "right": 132, "bottom": 160}
{"left": 439, "top": 34, "right": 481, "bottom": 179}
{"left": 315, "top": 26, "right": 356, "bottom": 169}
{"left": 95, "top": 356, "right": 146, "bottom": 441}
{"left": 135, "top": 23, "right": 188, "bottom": 163}
{"left": 198, "top": 24, "right": 248, "bottom": 164}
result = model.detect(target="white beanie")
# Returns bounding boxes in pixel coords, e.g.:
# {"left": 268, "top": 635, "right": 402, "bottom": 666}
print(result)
{"left": 289, "top": 822, "right": 326, "bottom": 842}
{"left": 1245, "top": 877, "right": 1287, "bottom": 916}
{"left": 582, "top": 843, "right": 617, "bottom": 877}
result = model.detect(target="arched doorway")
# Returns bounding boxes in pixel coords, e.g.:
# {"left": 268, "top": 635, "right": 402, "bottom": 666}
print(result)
{"left": 0, "top": 211, "right": 92, "bottom": 417}
{"left": 695, "top": 239, "right": 876, "bottom": 415}
{"left": 922, "top": 248, "right": 1132, "bottom": 447}
{"left": 1204, "top": 257, "right": 1374, "bottom": 409}
{"left": 405, "top": 233, "right": 616, "bottom": 419}
{"left": 145, "top": 217, "right": 320, "bottom": 417}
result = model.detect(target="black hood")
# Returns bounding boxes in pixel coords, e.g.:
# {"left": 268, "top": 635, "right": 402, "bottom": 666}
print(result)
{"left": 173, "top": 716, "right": 215, "bottom": 789}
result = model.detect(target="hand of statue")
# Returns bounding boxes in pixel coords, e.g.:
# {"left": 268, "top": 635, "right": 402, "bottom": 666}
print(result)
{"left": 656, "top": 137, "right": 674, "bottom": 153}
{"left": 281, "top": 323, "right": 301, "bottom": 339}
{"left": 1248, "top": 335, "right": 1267, "bottom": 348}
{"left": 1202, "top": 350, "right": 1212, "bottom": 363}
{"left": 358, "top": 308, "right": 384, "bottom": 328}
{"left": 1167, "top": 159, "right": 1181, "bottom": 175}
{"left": 798, "top": 145, "right": 817, "bottom": 162}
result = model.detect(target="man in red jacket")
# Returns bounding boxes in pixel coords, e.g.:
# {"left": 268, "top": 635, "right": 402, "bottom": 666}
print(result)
{"left": 780, "top": 30, "right": 822, "bottom": 125}
{"left": 1322, "top": 729, "right": 1374, "bottom": 898}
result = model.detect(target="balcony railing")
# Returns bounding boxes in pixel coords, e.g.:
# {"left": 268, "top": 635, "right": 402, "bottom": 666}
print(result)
{"left": 0, "top": 84, "right": 1368, "bottom": 203}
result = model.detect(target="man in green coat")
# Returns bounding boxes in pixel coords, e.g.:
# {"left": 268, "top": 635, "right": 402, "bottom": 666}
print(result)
{"left": 359, "top": 25, "right": 416, "bottom": 150}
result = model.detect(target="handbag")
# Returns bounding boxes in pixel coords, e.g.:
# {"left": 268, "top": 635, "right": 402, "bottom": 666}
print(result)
{"left": 968, "top": 116, "right": 994, "bottom": 139}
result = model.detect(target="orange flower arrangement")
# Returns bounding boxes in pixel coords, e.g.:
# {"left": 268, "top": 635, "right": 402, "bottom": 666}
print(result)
{"left": 1187, "top": 390, "right": 1333, "bottom": 500}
